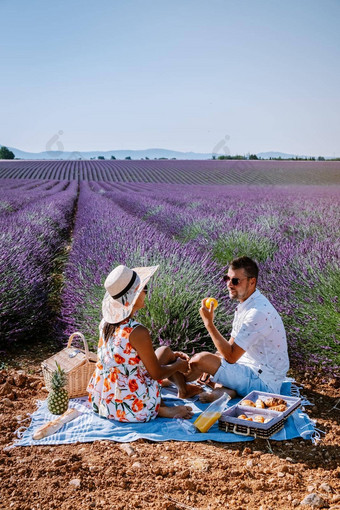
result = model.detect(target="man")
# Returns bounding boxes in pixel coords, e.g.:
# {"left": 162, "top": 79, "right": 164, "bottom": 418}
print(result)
{"left": 186, "top": 256, "right": 289, "bottom": 401}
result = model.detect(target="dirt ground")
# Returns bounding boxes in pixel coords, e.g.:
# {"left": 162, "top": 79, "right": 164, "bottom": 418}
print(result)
{"left": 1, "top": 342, "right": 339, "bottom": 510}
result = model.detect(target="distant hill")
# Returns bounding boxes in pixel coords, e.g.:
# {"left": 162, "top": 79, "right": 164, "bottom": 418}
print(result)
{"left": 257, "top": 151, "right": 308, "bottom": 159}
{"left": 0, "top": 146, "right": 214, "bottom": 160}
{"left": 0, "top": 144, "right": 333, "bottom": 160}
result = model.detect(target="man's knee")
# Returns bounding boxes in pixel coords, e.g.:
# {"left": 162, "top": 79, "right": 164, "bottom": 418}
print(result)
{"left": 155, "top": 345, "right": 174, "bottom": 362}
{"left": 190, "top": 351, "right": 221, "bottom": 375}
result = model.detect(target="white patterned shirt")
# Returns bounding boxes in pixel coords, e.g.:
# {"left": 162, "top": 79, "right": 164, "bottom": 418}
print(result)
{"left": 231, "top": 289, "right": 289, "bottom": 393}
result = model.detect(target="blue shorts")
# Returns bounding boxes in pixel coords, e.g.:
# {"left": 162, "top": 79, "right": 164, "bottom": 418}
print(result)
{"left": 211, "top": 359, "right": 271, "bottom": 397}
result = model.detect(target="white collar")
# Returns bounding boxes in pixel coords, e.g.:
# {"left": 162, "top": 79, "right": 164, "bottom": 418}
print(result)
{"left": 236, "top": 289, "right": 261, "bottom": 313}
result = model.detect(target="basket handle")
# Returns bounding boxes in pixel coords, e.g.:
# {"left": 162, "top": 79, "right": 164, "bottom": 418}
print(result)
{"left": 67, "top": 332, "right": 90, "bottom": 361}
{"left": 232, "top": 424, "right": 251, "bottom": 436}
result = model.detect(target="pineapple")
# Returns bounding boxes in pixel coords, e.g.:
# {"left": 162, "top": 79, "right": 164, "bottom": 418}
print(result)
{"left": 47, "top": 362, "right": 69, "bottom": 415}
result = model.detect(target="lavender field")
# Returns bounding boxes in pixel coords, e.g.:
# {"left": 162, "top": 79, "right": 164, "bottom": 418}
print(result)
{"left": 1, "top": 161, "right": 339, "bottom": 379}
{"left": 1, "top": 159, "right": 340, "bottom": 185}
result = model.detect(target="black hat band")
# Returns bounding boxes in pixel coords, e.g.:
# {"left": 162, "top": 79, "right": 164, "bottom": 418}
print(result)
{"left": 110, "top": 270, "right": 137, "bottom": 300}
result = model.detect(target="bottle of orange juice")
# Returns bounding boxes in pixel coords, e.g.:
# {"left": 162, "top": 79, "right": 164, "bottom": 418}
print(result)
{"left": 193, "top": 393, "right": 230, "bottom": 433}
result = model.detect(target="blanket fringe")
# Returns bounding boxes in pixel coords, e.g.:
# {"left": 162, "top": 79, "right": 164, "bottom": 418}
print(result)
{"left": 290, "top": 382, "right": 313, "bottom": 406}
{"left": 300, "top": 422, "right": 325, "bottom": 445}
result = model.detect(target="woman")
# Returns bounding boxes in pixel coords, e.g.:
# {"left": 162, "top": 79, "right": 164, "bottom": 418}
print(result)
{"left": 87, "top": 264, "right": 201, "bottom": 422}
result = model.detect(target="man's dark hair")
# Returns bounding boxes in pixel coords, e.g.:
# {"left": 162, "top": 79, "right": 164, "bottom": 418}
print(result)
{"left": 230, "top": 256, "right": 259, "bottom": 280}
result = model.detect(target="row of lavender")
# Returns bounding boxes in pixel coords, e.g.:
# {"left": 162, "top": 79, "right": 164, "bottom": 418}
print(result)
{"left": 60, "top": 181, "right": 232, "bottom": 355}
{"left": 1, "top": 177, "right": 338, "bottom": 375}
{"left": 0, "top": 180, "right": 78, "bottom": 346}
{"left": 60, "top": 181, "right": 339, "bottom": 375}
{"left": 1, "top": 159, "right": 340, "bottom": 185}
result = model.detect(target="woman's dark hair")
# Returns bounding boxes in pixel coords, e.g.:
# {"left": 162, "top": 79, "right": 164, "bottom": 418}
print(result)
{"left": 230, "top": 256, "right": 259, "bottom": 280}
{"left": 102, "top": 322, "right": 119, "bottom": 342}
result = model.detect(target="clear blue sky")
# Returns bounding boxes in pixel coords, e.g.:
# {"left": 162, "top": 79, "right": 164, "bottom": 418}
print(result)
{"left": 1, "top": 0, "right": 339, "bottom": 156}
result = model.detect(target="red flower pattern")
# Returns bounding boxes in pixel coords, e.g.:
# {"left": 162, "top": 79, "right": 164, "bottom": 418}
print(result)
{"left": 86, "top": 319, "right": 161, "bottom": 423}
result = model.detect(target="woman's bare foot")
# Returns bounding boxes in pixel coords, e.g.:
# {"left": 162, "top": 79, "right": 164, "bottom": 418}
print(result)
{"left": 178, "top": 383, "right": 203, "bottom": 399}
{"left": 199, "top": 387, "right": 237, "bottom": 403}
{"left": 158, "top": 405, "right": 193, "bottom": 419}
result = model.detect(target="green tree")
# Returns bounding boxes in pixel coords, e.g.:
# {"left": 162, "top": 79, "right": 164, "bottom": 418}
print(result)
{"left": 110, "top": 155, "right": 116, "bottom": 160}
{"left": 249, "top": 154, "right": 258, "bottom": 160}
{"left": 98, "top": 156, "right": 105, "bottom": 160}
{"left": 0, "top": 146, "right": 15, "bottom": 159}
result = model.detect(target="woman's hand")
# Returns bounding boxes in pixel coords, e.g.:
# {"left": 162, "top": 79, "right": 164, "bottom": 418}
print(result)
{"left": 173, "top": 357, "right": 189, "bottom": 374}
{"left": 200, "top": 298, "right": 215, "bottom": 328}
{"left": 173, "top": 351, "right": 189, "bottom": 361}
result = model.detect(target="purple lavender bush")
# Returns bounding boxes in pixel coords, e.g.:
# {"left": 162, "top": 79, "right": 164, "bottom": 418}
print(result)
{"left": 0, "top": 180, "right": 78, "bottom": 346}
{"left": 59, "top": 182, "right": 339, "bottom": 376}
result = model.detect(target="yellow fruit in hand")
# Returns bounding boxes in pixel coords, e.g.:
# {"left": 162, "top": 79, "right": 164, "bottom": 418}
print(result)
{"left": 205, "top": 297, "right": 218, "bottom": 310}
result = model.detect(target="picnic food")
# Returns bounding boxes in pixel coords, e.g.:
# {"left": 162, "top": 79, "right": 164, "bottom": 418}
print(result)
{"left": 47, "top": 362, "right": 69, "bottom": 415}
{"left": 33, "top": 408, "right": 81, "bottom": 439}
{"left": 238, "top": 414, "right": 253, "bottom": 421}
{"left": 264, "top": 397, "right": 286, "bottom": 408}
{"left": 237, "top": 414, "right": 272, "bottom": 423}
{"left": 240, "top": 399, "right": 256, "bottom": 407}
{"left": 240, "top": 396, "right": 287, "bottom": 411}
{"left": 253, "top": 415, "right": 265, "bottom": 423}
{"left": 269, "top": 404, "right": 287, "bottom": 412}
{"left": 255, "top": 399, "right": 266, "bottom": 408}
{"left": 205, "top": 297, "right": 218, "bottom": 310}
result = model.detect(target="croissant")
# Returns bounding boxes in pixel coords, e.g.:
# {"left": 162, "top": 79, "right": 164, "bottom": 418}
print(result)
{"left": 264, "top": 397, "right": 286, "bottom": 408}
{"left": 255, "top": 399, "right": 266, "bottom": 409}
{"left": 269, "top": 404, "right": 287, "bottom": 412}
{"left": 240, "top": 399, "right": 256, "bottom": 407}
{"left": 253, "top": 415, "right": 265, "bottom": 423}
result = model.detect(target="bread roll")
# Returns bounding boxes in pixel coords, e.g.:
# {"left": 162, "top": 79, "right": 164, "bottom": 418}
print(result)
{"left": 33, "top": 408, "right": 81, "bottom": 439}
{"left": 255, "top": 399, "right": 265, "bottom": 409}
{"left": 240, "top": 399, "right": 256, "bottom": 407}
{"left": 253, "top": 415, "right": 265, "bottom": 423}
{"left": 237, "top": 414, "right": 253, "bottom": 421}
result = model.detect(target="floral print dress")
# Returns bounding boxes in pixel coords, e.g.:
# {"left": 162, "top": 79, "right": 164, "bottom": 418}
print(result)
{"left": 87, "top": 318, "right": 161, "bottom": 422}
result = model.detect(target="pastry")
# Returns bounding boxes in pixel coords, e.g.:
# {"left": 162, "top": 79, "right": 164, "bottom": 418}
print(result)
{"left": 264, "top": 397, "right": 286, "bottom": 408}
{"left": 269, "top": 404, "right": 286, "bottom": 412}
{"left": 255, "top": 399, "right": 265, "bottom": 409}
{"left": 240, "top": 399, "right": 256, "bottom": 407}
{"left": 253, "top": 415, "right": 265, "bottom": 423}
{"left": 237, "top": 414, "right": 253, "bottom": 421}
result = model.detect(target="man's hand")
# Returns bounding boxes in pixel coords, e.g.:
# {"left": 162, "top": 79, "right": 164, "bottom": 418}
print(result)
{"left": 200, "top": 298, "right": 215, "bottom": 329}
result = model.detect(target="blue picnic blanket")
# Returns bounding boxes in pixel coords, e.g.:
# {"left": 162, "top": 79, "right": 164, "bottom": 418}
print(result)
{"left": 12, "top": 380, "right": 319, "bottom": 447}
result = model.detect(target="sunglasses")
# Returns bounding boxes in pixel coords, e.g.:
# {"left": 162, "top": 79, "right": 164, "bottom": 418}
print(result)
{"left": 223, "top": 275, "right": 252, "bottom": 286}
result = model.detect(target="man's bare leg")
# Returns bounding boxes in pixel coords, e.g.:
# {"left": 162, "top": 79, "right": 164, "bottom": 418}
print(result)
{"left": 186, "top": 351, "right": 237, "bottom": 402}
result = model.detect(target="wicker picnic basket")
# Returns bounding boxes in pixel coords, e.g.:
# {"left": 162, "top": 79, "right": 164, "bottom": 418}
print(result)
{"left": 41, "top": 332, "right": 97, "bottom": 398}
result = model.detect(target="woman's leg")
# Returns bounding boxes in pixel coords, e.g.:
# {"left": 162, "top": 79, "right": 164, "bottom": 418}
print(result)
{"left": 155, "top": 346, "right": 202, "bottom": 398}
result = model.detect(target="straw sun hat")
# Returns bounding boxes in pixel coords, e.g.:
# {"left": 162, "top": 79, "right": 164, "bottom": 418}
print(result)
{"left": 102, "top": 264, "right": 159, "bottom": 324}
